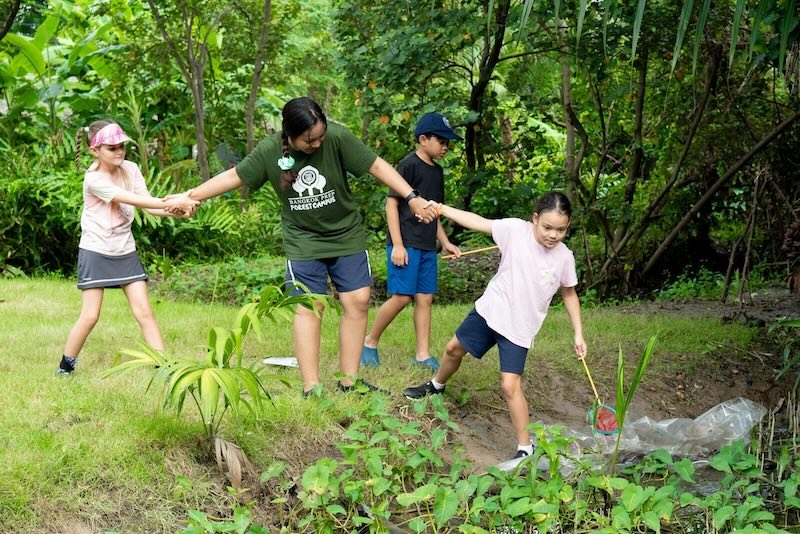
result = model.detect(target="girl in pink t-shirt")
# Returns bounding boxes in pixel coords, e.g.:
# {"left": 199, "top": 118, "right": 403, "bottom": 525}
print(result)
{"left": 404, "top": 192, "right": 587, "bottom": 463}
{"left": 57, "top": 120, "right": 198, "bottom": 375}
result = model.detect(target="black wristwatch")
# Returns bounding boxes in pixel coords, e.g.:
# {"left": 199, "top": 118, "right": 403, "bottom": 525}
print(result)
{"left": 404, "top": 189, "right": 420, "bottom": 202}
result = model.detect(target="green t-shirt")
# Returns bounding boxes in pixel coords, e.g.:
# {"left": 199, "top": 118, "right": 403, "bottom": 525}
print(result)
{"left": 236, "top": 122, "right": 378, "bottom": 260}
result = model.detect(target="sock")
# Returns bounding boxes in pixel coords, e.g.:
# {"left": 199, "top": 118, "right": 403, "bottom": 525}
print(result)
{"left": 517, "top": 444, "right": 534, "bottom": 456}
{"left": 431, "top": 378, "right": 445, "bottom": 390}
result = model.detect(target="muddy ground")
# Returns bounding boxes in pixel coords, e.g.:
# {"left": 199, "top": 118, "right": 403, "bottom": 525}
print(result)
{"left": 449, "top": 288, "right": 799, "bottom": 471}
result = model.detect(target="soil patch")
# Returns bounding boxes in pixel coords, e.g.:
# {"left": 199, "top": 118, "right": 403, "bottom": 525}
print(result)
{"left": 448, "top": 289, "right": 798, "bottom": 471}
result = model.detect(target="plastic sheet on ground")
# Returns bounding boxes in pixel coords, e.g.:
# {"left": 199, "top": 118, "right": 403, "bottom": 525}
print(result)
{"left": 497, "top": 398, "right": 767, "bottom": 472}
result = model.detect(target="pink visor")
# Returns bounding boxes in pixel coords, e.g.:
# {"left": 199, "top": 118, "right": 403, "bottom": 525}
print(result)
{"left": 89, "top": 123, "right": 131, "bottom": 148}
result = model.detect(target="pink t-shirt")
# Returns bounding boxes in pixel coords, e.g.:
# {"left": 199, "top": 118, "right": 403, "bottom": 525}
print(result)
{"left": 78, "top": 160, "right": 150, "bottom": 255}
{"left": 474, "top": 218, "right": 578, "bottom": 349}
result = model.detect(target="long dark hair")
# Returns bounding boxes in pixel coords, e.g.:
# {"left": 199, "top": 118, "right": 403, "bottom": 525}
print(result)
{"left": 534, "top": 191, "right": 572, "bottom": 220}
{"left": 279, "top": 97, "right": 327, "bottom": 190}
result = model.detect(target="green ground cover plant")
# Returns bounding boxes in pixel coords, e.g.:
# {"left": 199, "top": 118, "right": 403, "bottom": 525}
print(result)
{"left": 0, "top": 278, "right": 793, "bottom": 532}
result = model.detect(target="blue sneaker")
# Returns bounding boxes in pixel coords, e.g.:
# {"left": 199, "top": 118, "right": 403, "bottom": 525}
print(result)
{"left": 412, "top": 356, "right": 440, "bottom": 370}
{"left": 360, "top": 346, "right": 380, "bottom": 368}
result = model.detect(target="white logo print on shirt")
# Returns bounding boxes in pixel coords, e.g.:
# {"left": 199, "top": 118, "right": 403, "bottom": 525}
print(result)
{"left": 288, "top": 165, "right": 337, "bottom": 211}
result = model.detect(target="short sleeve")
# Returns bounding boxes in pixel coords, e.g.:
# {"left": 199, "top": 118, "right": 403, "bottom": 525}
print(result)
{"left": 336, "top": 125, "right": 378, "bottom": 176}
{"left": 560, "top": 249, "right": 579, "bottom": 288}
{"left": 237, "top": 136, "right": 277, "bottom": 190}
{"left": 85, "top": 172, "right": 123, "bottom": 203}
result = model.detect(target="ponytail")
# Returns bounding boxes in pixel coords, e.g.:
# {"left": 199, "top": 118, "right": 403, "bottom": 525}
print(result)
{"left": 279, "top": 132, "right": 298, "bottom": 191}
{"left": 74, "top": 126, "right": 86, "bottom": 171}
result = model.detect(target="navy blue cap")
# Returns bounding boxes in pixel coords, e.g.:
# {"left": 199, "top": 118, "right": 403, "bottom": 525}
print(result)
{"left": 413, "top": 112, "right": 463, "bottom": 140}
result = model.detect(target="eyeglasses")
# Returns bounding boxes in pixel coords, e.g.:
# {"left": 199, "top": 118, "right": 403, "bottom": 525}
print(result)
{"left": 104, "top": 144, "right": 126, "bottom": 152}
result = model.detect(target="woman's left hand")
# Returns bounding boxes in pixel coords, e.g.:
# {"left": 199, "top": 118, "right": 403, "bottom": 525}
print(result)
{"left": 409, "top": 197, "right": 438, "bottom": 224}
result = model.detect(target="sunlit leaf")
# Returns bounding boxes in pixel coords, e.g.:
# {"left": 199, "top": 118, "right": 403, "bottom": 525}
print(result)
{"left": 671, "top": 0, "right": 694, "bottom": 72}
{"left": 728, "top": 0, "right": 747, "bottom": 69}
{"left": 779, "top": 0, "right": 797, "bottom": 72}
{"left": 691, "top": 0, "right": 712, "bottom": 74}
{"left": 576, "top": 0, "right": 588, "bottom": 48}
{"left": 631, "top": 0, "right": 647, "bottom": 61}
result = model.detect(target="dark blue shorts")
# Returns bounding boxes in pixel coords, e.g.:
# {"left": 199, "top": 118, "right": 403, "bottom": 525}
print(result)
{"left": 285, "top": 251, "right": 372, "bottom": 295}
{"left": 386, "top": 246, "right": 438, "bottom": 295}
{"left": 455, "top": 308, "right": 529, "bottom": 374}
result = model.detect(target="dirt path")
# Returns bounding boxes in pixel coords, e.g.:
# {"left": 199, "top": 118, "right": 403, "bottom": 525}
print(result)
{"left": 449, "top": 289, "right": 798, "bottom": 471}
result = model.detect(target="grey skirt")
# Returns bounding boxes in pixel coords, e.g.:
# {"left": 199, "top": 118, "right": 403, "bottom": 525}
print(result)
{"left": 76, "top": 248, "right": 148, "bottom": 289}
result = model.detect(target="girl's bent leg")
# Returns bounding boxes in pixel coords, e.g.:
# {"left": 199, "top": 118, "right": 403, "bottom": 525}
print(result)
{"left": 337, "top": 286, "right": 371, "bottom": 384}
{"left": 434, "top": 336, "right": 466, "bottom": 383}
{"left": 294, "top": 302, "right": 324, "bottom": 392}
{"left": 123, "top": 281, "right": 164, "bottom": 350}
{"left": 500, "top": 372, "right": 530, "bottom": 447}
{"left": 63, "top": 288, "right": 105, "bottom": 357}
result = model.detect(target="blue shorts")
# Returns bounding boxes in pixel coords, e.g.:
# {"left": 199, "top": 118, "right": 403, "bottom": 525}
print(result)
{"left": 455, "top": 308, "right": 529, "bottom": 375}
{"left": 286, "top": 251, "right": 372, "bottom": 295}
{"left": 386, "top": 246, "right": 438, "bottom": 295}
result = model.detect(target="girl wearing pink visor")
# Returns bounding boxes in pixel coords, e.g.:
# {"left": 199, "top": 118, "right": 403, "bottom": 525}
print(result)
{"left": 57, "top": 120, "right": 198, "bottom": 375}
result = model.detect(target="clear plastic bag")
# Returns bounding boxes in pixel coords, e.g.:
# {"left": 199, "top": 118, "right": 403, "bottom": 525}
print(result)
{"left": 497, "top": 398, "right": 766, "bottom": 472}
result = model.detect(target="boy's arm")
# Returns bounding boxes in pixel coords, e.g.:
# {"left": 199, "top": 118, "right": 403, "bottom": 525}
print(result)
{"left": 439, "top": 204, "right": 493, "bottom": 235}
{"left": 561, "top": 286, "right": 587, "bottom": 358}
{"left": 386, "top": 196, "right": 408, "bottom": 266}
{"left": 437, "top": 220, "right": 461, "bottom": 257}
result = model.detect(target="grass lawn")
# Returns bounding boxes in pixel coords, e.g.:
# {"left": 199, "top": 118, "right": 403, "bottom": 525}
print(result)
{"left": 0, "top": 278, "right": 764, "bottom": 532}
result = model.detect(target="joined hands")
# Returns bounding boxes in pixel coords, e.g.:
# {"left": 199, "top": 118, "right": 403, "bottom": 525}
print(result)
{"left": 162, "top": 191, "right": 199, "bottom": 217}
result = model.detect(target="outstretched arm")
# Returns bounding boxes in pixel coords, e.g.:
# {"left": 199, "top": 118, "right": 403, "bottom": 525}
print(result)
{"left": 187, "top": 167, "right": 244, "bottom": 201}
{"left": 110, "top": 190, "right": 198, "bottom": 216}
{"left": 561, "top": 285, "right": 587, "bottom": 358}
{"left": 369, "top": 157, "right": 438, "bottom": 223}
{"left": 438, "top": 204, "right": 493, "bottom": 235}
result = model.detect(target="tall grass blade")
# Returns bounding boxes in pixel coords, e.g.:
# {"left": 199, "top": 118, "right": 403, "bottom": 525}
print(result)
{"left": 603, "top": 0, "right": 616, "bottom": 57}
{"left": 729, "top": 0, "right": 747, "bottom": 69}
{"left": 519, "top": 0, "right": 534, "bottom": 42}
{"left": 576, "top": 0, "right": 588, "bottom": 48}
{"left": 554, "top": 0, "right": 561, "bottom": 24}
{"left": 692, "top": 0, "right": 712, "bottom": 74}
{"left": 671, "top": 0, "right": 695, "bottom": 72}
{"left": 624, "top": 335, "right": 658, "bottom": 414}
{"left": 748, "top": 0, "right": 770, "bottom": 61}
{"left": 631, "top": 0, "right": 647, "bottom": 61}
{"left": 616, "top": 345, "right": 625, "bottom": 425}
{"left": 779, "top": 0, "right": 797, "bottom": 72}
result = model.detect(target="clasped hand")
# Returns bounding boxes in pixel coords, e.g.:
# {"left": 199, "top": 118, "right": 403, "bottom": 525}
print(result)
{"left": 409, "top": 197, "right": 440, "bottom": 224}
{"left": 162, "top": 192, "right": 198, "bottom": 217}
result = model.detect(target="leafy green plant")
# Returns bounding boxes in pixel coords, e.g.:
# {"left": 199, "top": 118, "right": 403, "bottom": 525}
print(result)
{"left": 611, "top": 335, "right": 658, "bottom": 470}
{"left": 102, "top": 284, "right": 329, "bottom": 489}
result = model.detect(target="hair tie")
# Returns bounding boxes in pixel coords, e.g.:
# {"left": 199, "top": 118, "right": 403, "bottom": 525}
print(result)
{"left": 278, "top": 156, "right": 295, "bottom": 170}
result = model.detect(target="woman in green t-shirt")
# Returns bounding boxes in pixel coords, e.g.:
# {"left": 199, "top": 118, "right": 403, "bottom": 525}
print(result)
{"left": 172, "top": 97, "right": 437, "bottom": 396}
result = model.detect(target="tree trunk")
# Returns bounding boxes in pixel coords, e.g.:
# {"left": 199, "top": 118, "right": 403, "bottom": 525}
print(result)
{"left": 0, "top": 0, "right": 20, "bottom": 42}
{"left": 615, "top": 47, "right": 648, "bottom": 248}
{"left": 245, "top": 0, "right": 271, "bottom": 155}
{"left": 643, "top": 110, "right": 800, "bottom": 275}
{"left": 147, "top": 0, "right": 224, "bottom": 182}
{"left": 598, "top": 45, "right": 721, "bottom": 279}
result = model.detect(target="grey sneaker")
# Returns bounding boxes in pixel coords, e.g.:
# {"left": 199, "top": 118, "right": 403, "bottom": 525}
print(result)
{"left": 403, "top": 381, "right": 444, "bottom": 399}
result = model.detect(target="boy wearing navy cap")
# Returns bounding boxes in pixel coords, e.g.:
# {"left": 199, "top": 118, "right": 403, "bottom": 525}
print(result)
{"left": 361, "top": 112, "right": 462, "bottom": 370}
